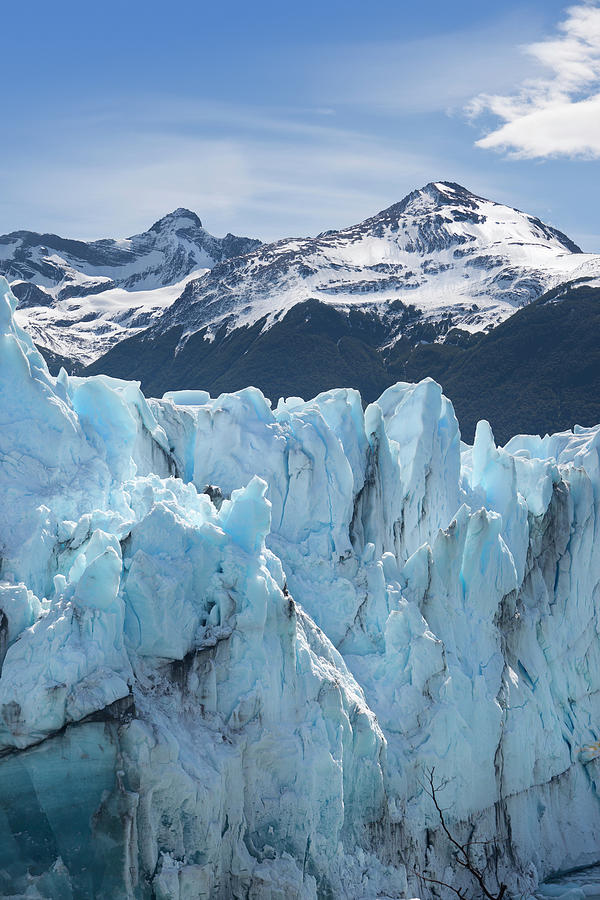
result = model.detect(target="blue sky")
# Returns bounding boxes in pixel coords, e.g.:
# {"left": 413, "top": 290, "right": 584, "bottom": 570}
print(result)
{"left": 1, "top": 0, "right": 599, "bottom": 249}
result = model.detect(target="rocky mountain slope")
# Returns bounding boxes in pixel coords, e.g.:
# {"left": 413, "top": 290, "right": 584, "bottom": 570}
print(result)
{"left": 13, "top": 182, "right": 599, "bottom": 368}
{"left": 155, "top": 180, "right": 592, "bottom": 342}
{"left": 86, "top": 266, "right": 600, "bottom": 445}
{"left": 4, "top": 209, "right": 260, "bottom": 362}
{"left": 84, "top": 183, "right": 599, "bottom": 403}
{"left": 402, "top": 272, "right": 600, "bottom": 443}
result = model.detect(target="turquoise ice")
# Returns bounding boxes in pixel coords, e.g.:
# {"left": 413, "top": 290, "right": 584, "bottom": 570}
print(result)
{"left": 1, "top": 276, "right": 600, "bottom": 898}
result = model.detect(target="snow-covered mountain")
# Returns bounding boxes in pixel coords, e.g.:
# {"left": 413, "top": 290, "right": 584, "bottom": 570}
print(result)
{"left": 2, "top": 208, "right": 260, "bottom": 296}
{"left": 2, "top": 275, "right": 600, "bottom": 899}
{"left": 157, "top": 180, "right": 597, "bottom": 342}
{"left": 12, "top": 182, "right": 600, "bottom": 371}
{"left": 75, "top": 184, "right": 600, "bottom": 436}
{"left": 3, "top": 209, "right": 260, "bottom": 362}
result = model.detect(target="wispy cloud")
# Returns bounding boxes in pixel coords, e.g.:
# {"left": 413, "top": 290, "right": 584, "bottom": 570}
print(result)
{"left": 313, "top": 11, "right": 544, "bottom": 115}
{"left": 0, "top": 101, "right": 445, "bottom": 241}
{"left": 469, "top": 2, "right": 600, "bottom": 158}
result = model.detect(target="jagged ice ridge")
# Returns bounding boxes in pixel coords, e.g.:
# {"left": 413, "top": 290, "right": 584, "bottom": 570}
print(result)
{"left": 1, "top": 276, "right": 600, "bottom": 899}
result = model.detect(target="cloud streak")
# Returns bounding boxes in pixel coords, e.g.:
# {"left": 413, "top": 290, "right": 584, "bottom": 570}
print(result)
{"left": 469, "top": 2, "right": 600, "bottom": 158}
{"left": 315, "top": 11, "right": 542, "bottom": 115}
{"left": 0, "top": 101, "right": 446, "bottom": 241}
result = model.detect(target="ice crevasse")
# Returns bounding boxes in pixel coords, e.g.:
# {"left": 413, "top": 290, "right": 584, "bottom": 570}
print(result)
{"left": 1, "top": 273, "right": 600, "bottom": 899}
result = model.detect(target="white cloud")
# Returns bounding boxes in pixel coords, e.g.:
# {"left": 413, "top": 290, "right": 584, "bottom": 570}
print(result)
{"left": 470, "top": 2, "right": 600, "bottom": 158}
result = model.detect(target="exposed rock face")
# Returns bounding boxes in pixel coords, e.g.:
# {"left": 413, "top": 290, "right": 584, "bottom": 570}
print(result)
{"left": 2, "top": 209, "right": 260, "bottom": 363}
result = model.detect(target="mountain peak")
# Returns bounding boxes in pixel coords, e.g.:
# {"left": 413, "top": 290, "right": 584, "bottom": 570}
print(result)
{"left": 147, "top": 208, "right": 204, "bottom": 233}
{"left": 378, "top": 181, "right": 482, "bottom": 219}
{"left": 422, "top": 181, "right": 478, "bottom": 200}
{"left": 369, "top": 182, "right": 581, "bottom": 253}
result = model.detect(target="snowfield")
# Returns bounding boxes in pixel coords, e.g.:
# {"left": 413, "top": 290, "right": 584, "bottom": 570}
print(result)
{"left": 1, "top": 275, "right": 600, "bottom": 899}
{"left": 15, "top": 269, "right": 207, "bottom": 365}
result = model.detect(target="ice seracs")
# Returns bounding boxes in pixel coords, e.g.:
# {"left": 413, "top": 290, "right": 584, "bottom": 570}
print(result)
{"left": 1, "top": 275, "right": 600, "bottom": 898}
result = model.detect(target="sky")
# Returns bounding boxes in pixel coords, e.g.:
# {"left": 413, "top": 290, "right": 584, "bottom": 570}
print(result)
{"left": 1, "top": 0, "right": 599, "bottom": 250}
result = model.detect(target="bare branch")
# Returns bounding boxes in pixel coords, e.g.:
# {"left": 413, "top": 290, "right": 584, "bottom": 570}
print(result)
{"left": 420, "top": 767, "right": 509, "bottom": 900}
{"left": 413, "top": 867, "right": 469, "bottom": 900}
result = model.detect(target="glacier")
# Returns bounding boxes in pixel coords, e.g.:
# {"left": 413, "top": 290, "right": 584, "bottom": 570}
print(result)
{"left": 1, "top": 273, "right": 600, "bottom": 899}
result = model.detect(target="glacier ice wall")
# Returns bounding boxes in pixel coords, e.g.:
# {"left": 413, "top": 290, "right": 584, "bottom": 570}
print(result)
{"left": 1, "top": 275, "right": 600, "bottom": 899}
